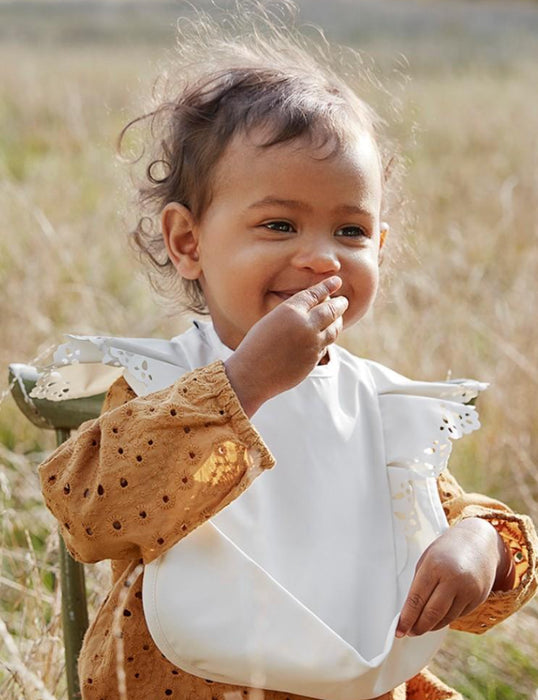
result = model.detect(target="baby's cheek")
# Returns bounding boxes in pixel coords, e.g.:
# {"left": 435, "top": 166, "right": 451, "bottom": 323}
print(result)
{"left": 346, "top": 276, "right": 379, "bottom": 323}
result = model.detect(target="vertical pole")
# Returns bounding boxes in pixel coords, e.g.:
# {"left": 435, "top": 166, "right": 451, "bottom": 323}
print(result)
{"left": 56, "top": 428, "right": 89, "bottom": 700}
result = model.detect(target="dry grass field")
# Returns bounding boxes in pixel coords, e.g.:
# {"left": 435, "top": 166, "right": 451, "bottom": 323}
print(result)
{"left": 1, "top": 1, "right": 538, "bottom": 698}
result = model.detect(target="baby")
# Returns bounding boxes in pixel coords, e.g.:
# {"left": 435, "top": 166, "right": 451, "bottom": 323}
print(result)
{"left": 38, "top": 7, "right": 537, "bottom": 700}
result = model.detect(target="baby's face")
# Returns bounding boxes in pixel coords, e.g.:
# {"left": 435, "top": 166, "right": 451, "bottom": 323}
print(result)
{"left": 182, "top": 130, "right": 384, "bottom": 349}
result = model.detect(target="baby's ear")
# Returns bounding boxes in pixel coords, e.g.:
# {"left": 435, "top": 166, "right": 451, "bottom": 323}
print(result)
{"left": 378, "top": 221, "right": 390, "bottom": 264}
{"left": 161, "top": 203, "right": 201, "bottom": 280}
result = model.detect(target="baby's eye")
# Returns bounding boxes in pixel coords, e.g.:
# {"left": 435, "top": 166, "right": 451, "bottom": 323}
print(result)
{"left": 264, "top": 221, "right": 295, "bottom": 233}
{"left": 334, "top": 225, "right": 368, "bottom": 238}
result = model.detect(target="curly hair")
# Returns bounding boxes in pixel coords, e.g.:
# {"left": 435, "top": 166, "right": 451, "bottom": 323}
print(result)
{"left": 119, "top": 2, "right": 401, "bottom": 313}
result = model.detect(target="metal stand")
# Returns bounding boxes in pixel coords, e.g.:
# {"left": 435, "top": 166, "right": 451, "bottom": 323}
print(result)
{"left": 56, "top": 429, "right": 89, "bottom": 700}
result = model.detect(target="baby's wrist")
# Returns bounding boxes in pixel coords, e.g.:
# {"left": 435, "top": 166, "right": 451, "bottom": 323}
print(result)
{"left": 456, "top": 517, "right": 515, "bottom": 592}
{"left": 224, "top": 354, "right": 267, "bottom": 418}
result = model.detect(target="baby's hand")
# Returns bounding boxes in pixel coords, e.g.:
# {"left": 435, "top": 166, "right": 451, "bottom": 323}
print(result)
{"left": 396, "top": 517, "right": 512, "bottom": 638}
{"left": 225, "top": 276, "right": 348, "bottom": 416}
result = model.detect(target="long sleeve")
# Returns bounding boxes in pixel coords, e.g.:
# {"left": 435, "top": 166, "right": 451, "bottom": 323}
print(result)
{"left": 39, "top": 360, "right": 274, "bottom": 565}
{"left": 437, "top": 469, "right": 538, "bottom": 633}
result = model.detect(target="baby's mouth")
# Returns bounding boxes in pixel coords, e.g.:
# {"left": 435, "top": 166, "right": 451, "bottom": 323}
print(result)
{"left": 270, "top": 288, "right": 343, "bottom": 302}
{"left": 270, "top": 289, "right": 304, "bottom": 301}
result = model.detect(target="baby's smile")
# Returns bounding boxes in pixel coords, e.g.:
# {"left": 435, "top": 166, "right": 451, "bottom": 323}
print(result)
{"left": 270, "top": 288, "right": 307, "bottom": 300}
{"left": 269, "top": 287, "right": 348, "bottom": 305}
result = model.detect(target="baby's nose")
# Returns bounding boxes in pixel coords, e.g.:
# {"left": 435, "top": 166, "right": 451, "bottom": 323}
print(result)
{"left": 291, "top": 242, "right": 341, "bottom": 274}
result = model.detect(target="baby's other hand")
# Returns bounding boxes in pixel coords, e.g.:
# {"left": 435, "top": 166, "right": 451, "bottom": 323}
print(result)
{"left": 225, "top": 276, "right": 348, "bottom": 416}
{"left": 396, "top": 517, "right": 513, "bottom": 638}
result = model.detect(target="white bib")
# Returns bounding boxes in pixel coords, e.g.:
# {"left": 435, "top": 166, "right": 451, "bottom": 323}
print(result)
{"left": 34, "top": 322, "right": 487, "bottom": 699}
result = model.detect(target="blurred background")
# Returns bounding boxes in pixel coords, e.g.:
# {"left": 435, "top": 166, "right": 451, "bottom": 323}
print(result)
{"left": 1, "top": 1, "right": 537, "bottom": 697}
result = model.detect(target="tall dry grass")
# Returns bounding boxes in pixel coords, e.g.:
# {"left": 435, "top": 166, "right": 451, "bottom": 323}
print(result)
{"left": 1, "top": 1, "right": 537, "bottom": 698}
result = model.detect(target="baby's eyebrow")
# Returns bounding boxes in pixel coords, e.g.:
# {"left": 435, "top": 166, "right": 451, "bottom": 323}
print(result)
{"left": 247, "top": 197, "right": 373, "bottom": 218}
{"left": 333, "top": 203, "right": 374, "bottom": 218}
{"left": 247, "top": 197, "right": 312, "bottom": 212}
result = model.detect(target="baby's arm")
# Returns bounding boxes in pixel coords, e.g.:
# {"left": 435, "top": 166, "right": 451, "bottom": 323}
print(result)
{"left": 396, "top": 470, "right": 538, "bottom": 637}
{"left": 39, "top": 361, "right": 274, "bottom": 565}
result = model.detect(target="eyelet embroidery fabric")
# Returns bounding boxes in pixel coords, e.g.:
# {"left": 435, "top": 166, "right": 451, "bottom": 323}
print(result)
{"left": 372, "top": 365, "right": 487, "bottom": 554}
{"left": 386, "top": 397, "right": 482, "bottom": 543}
{"left": 30, "top": 334, "right": 189, "bottom": 400}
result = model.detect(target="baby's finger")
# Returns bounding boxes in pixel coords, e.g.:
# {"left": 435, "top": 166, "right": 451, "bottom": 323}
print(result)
{"left": 430, "top": 597, "right": 468, "bottom": 632}
{"left": 405, "top": 587, "right": 456, "bottom": 636}
{"left": 395, "top": 573, "right": 436, "bottom": 638}
{"left": 320, "top": 314, "right": 344, "bottom": 348}
{"left": 290, "top": 276, "right": 342, "bottom": 310}
{"left": 309, "top": 294, "right": 349, "bottom": 330}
